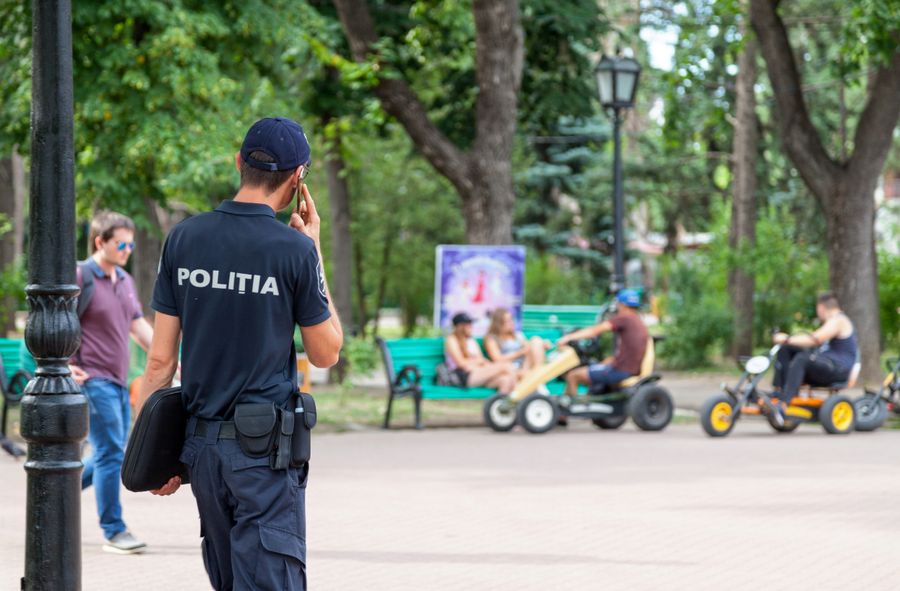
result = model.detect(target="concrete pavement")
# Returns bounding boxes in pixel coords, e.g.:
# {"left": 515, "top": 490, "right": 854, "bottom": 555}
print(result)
{"left": 2, "top": 419, "right": 899, "bottom": 590}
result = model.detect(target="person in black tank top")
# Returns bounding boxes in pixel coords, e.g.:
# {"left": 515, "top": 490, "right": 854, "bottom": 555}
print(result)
{"left": 771, "top": 292, "right": 859, "bottom": 405}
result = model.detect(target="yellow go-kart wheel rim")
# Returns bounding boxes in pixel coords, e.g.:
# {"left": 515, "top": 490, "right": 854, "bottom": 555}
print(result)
{"left": 831, "top": 401, "right": 854, "bottom": 432}
{"left": 710, "top": 401, "right": 733, "bottom": 433}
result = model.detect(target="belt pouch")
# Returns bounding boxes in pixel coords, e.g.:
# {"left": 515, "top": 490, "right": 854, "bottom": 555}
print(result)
{"left": 291, "top": 393, "right": 317, "bottom": 467}
{"left": 233, "top": 403, "right": 277, "bottom": 458}
{"left": 271, "top": 409, "right": 294, "bottom": 470}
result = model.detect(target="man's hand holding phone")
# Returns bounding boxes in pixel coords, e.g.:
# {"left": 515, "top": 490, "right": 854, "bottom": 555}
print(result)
{"left": 290, "top": 183, "right": 321, "bottom": 247}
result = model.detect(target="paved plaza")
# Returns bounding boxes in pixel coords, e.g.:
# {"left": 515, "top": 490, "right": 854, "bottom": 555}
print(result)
{"left": 2, "top": 417, "right": 899, "bottom": 590}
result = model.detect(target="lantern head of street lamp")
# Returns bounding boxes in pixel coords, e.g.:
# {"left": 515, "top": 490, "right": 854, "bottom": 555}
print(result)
{"left": 595, "top": 55, "right": 641, "bottom": 110}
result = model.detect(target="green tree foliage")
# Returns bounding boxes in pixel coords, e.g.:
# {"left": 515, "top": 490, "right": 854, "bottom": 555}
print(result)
{"left": 0, "top": 0, "right": 300, "bottom": 218}
{"left": 0, "top": 214, "right": 24, "bottom": 330}
{"left": 659, "top": 201, "right": 829, "bottom": 367}
{"left": 0, "top": 1, "right": 30, "bottom": 153}
{"left": 523, "top": 252, "right": 599, "bottom": 305}
{"left": 878, "top": 243, "right": 900, "bottom": 352}
{"left": 514, "top": 2, "right": 613, "bottom": 286}
{"left": 73, "top": 0, "right": 305, "bottom": 218}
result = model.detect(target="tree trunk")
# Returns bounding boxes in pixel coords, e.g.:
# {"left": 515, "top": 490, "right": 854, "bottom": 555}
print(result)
{"left": 353, "top": 241, "right": 368, "bottom": 338}
{"left": 461, "top": 166, "right": 516, "bottom": 244}
{"left": 324, "top": 131, "right": 355, "bottom": 331}
{"left": 825, "top": 181, "right": 880, "bottom": 382}
{"left": 0, "top": 151, "right": 25, "bottom": 335}
{"left": 728, "top": 32, "right": 758, "bottom": 359}
{"left": 132, "top": 198, "right": 164, "bottom": 319}
{"left": 371, "top": 225, "right": 395, "bottom": 338}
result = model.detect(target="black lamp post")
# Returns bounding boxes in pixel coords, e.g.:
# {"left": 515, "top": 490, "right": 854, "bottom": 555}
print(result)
{"left": 595, "top": 55, "right": 641, "bottom": 293}
{"left": 21, "top": 1, "right": 87, "bottom": 589}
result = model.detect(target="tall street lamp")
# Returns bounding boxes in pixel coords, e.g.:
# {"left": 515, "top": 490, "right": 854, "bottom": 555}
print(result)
{"left": 595, "top": 55, "right": 641, "bottom": 293}
{"left": 21, "top": 1, "right": 87, "bottom": 589}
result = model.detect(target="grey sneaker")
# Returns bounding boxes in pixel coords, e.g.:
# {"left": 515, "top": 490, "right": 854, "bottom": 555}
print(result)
{"left": 103, "top": 531, "right": 147, "bottom": 555}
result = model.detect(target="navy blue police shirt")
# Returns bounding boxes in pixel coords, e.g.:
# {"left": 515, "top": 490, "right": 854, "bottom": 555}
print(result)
{"left": 151, "top": 200, "right": 330, "bottom": 420}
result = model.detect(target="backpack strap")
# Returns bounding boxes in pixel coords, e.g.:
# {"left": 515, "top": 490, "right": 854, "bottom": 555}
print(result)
{"left": 76, "top": 259, "right": 95, "bottom": 318}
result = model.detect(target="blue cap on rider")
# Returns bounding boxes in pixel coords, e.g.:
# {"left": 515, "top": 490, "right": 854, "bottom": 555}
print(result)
{"left": 616, "top": 289, "right": 641, "bottom": 309}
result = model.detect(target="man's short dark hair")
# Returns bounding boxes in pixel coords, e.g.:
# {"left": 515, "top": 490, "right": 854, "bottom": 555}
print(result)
{"left": 239, "top": 150, "right": 296, "bottom": 194}
{"left": 817, "top": 292, "right": 840, "bottom": 309}
{"left": 89, "top": 211, "right": 136, "bottom": 252}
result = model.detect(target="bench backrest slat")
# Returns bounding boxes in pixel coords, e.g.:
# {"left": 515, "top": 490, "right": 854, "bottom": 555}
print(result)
{"left": 521, "top": 305, "right": 606, "bottom": 333}
{"left": 0, "top": 339, "right": 35, "bottom": 382}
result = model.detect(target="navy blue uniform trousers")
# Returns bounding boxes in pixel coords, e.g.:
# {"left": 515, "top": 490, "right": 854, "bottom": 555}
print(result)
{"left": 180, "top": 427, "right": 307, "bottom": 590}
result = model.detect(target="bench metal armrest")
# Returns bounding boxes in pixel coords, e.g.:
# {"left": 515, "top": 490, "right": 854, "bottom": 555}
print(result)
{"left": 394, "top": 365, "right": 421, "bottom": 389}
{"left": 2, "top": 369, "right": 32, "bottom": 404}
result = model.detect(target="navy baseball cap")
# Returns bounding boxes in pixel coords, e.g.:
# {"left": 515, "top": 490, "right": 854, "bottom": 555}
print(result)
{"left": 240, "top": 117, "right": 311, "bottom": 172}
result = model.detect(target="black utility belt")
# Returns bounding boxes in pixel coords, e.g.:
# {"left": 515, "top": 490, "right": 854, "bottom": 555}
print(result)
{"left": 195, "top": 392, "right": 318, "bottom": 471}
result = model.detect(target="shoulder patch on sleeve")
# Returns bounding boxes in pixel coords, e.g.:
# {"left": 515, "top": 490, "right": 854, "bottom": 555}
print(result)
{"left": 316, "top": 258, "right": 326, "bottom": 298}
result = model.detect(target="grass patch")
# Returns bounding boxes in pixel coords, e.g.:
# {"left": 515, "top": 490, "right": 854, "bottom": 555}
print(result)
{"left": 883, "top": 416, "right": 900, "bottom": 430}
{"left": 670, "top": 412, "right": 698, "bottom": 424}
{"left": 315, "top": 385, "right": 483, "bottom": 431}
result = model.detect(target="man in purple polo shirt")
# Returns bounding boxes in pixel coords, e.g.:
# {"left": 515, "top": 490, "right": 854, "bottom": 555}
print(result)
{"left": 69, "top": 211, "right": 154, "bottom": 554}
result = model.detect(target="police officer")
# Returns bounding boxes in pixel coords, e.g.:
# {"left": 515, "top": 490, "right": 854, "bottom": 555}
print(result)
{"left": 137, "top": 117, "right": 343, "bottom": 590}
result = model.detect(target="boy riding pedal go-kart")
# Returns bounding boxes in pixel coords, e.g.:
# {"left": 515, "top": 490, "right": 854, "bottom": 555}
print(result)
{"left": 483, "top": 289, "right": 673, "bottom": 434}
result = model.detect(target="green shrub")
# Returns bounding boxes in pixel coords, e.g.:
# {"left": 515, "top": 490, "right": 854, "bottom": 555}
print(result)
{"left": 745, "top": 204, "right": 828, "bottom": 340}
{"left": 657, "top": 255, "right": 733, "bottom": 369}
{"left": 525, "top": 253, "right": 601, "bottom": 305}
{"left": 0, "top": 258, "right": 26, "bottom": 331}
{"left": 342, "top": 336, "right": 379, "bottom": 380}
{"left": 879, "top": 250, "right": 900, "bottom": 352}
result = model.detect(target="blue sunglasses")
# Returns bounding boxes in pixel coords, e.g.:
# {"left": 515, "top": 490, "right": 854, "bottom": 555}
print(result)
{"left": 116, "top": 241, "right": 136, "bottom": 252}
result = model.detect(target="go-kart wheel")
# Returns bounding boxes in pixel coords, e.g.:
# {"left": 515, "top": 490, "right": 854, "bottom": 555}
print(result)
{"left": 483, "top": 394, "right": 517, "bottom": 432}
{"left": 592, "top": 415, "right": 627, "bottom": 430}
{"left": 820, "top": 395, "right": 855, "bottom": 435}
{"left": 700, "top": 394, "right": 737, "bottom": 437}
{"left": 516, "top": 393, "right": 558, "bottom": 434}
{"left": 853, "top": 394, "right": 888, "bottom": 432}
{"left": 5, "top": 370, "right": 31, "bottom": 403}
{"left": 628, "top": 385, "right": 673, "bottom": 431}
{"left": 766, "top": 413, "right": 800, "bottom": 433}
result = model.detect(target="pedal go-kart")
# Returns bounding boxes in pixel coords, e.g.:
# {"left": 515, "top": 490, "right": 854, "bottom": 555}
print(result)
{"left": 852, "top": 356, "right": 900, "bottom": 432}
{"left": 700, "top": 343, "right": 858, "bottom": 437}
{"left": 483, "top": 337, "right": 673, "bottom": 434}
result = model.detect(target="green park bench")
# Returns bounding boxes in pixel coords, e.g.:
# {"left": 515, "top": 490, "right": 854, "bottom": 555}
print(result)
{"left": 376, "top": 330, "right": 564, "bottom": 429}
{"left": 0, "top": 338, "right": 36, "bottom": 440}
{"left": 520, "top": 304, "right": 607, "bottom": 333}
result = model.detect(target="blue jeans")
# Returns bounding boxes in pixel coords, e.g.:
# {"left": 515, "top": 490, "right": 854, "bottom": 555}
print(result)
{"left": 81, "top": 378, "right": 130, "bottom": 540}
{"left": 587, "top": 364, "right": 632, "bottom": 391}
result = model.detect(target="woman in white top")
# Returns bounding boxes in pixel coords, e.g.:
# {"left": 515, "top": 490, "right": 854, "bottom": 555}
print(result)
{"left": 483, "top": 307, "right": 548, "bottom": 377}
{"left": 444, "top": 312, "right": 517, "bottom": 392}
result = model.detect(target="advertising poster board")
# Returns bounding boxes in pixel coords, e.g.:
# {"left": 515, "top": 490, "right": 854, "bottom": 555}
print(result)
{"left": 434, "top": 245, "right": 526, "bottom": 336}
